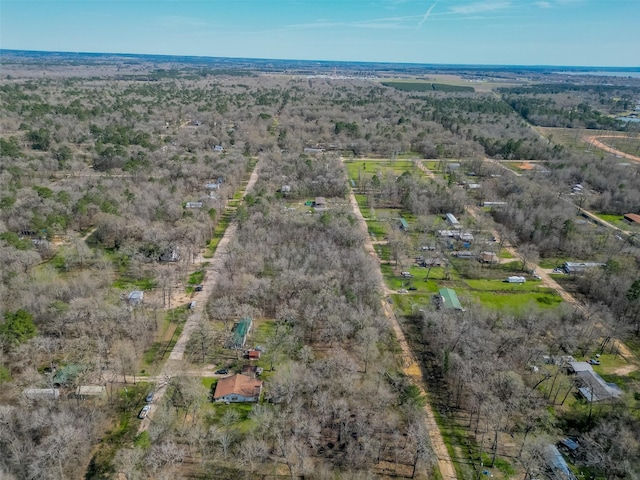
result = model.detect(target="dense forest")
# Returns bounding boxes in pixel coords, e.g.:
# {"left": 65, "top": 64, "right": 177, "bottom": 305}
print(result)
{"left": 1, "top": 55, "right": 639, "bottom": 479}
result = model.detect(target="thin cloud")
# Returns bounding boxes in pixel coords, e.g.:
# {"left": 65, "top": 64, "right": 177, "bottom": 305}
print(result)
{"left": 285, "top": 14, "right": 421, "bottom": 31}
{"left": 450, "top": 1, "right": 511, "bottom": 15}
{"left": 417, "top": 3, "right": 438, "bottom": 29}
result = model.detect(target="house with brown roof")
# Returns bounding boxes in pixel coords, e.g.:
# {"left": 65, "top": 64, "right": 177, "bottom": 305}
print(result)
{"left": 213, "top": 374, "right": 262, "bottom": 403}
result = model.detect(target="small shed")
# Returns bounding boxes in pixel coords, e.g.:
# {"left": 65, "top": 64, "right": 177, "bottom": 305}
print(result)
{"left": 438, "top": 288, "right": 463, "bottom": 311}
{"left": 399, "top": 218, "right": 409, "bottom": 231}
{"left": 479, "top": 252, "right": 499, "bottom": 264}
{"left": 128, "top": 290, "right": 144, "bottom": 305}
{"left": 185, "top": 201, "right": 204, "bottom": 209}
{"left": 213, "top": 145, "right": 224, "bottom": 152}
{"left": 246, "top": 349, "right": 261, "bottom": 360}
{"left": 75, "top": 385, "right": 107, "bottom": 399}
{"left": 313, "top": 197, "right": 327, "bottom": 210}
{"left": 624, "top": 213, "right": 640, "bottom": 224}
{"left": 241, "top": 365, "right": 264, "bottom": 378}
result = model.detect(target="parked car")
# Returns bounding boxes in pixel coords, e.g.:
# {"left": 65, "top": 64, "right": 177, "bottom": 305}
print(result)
{"left": 189, "top": 301, "right": 196, "bottom": 309}
{"left": 138, "top": 405, "right": 151, "bottom": 419}
{"left": 145, "top": 391, "right": 154, "bottom": 403}
{"left": 588, "top": 359, "right": 601, "bottom": 366}
{"left": 398, "top": 289, "right": 408, "bottom": 293}
{"left": 195, "top": 284, "right": 203, "bottom": 292}
{"left": 408, "top": 286, "right": 417, "bottom": 291}
{"left": 215, "top": 368, "right": 229, "bottom": 375}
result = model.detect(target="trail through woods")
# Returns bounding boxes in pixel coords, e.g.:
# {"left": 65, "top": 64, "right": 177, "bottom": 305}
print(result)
{"left": 346, "top": 164, "right": 458, "bottom": 480}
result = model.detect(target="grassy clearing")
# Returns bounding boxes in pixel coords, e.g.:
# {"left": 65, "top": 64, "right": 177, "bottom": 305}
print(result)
{"left": 86, "top": 385, "right": 149, "bottom": 479}
{"left": 188, "top": 268, "right": 207, "bottom": 285}
{"left": 469, "top": 289, "right": 562, "bottom": 312}
{"left": 141, "top": 307, "right": 188, "bottom": 369}
{"left": 594, "top": 213, "right": 640, "bottom": 232}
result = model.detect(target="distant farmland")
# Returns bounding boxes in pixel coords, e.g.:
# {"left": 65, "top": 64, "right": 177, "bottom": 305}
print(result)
{"left": 382, "top": 81, "right": 474, "bottom": 93}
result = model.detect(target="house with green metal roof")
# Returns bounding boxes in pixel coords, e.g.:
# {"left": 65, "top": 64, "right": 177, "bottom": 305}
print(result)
{"left": 227, "top": 317, "right": 252, "bottom": 349}
{"left": 438, "top": 288, "right": 463, "bottom": 311}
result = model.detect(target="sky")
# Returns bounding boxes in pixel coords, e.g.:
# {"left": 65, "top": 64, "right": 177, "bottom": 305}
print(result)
{"left": 1, "top": 0, "right": 639, "bottom": 67}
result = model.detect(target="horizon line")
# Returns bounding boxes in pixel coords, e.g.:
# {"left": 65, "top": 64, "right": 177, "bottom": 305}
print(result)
{"left": 1, "top": 48, "right": 639, "bottom": 71}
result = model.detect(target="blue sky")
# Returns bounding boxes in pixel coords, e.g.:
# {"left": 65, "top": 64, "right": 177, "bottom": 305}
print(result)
{"left": 1, "top": 0, "right": 638, "bottom": 66}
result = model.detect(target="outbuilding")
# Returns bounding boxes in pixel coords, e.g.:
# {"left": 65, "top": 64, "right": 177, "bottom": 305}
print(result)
{"left": 23, "top": 388, "right": 60, "bottom": 400}
{"left": 624, "top": 213, "right": 640, "bottom": 224}
{"left": 437, "top": 288, "right": 463, "bottom": 311}
{"left": 507, "top": 276, "right": 526, "bottom": 283}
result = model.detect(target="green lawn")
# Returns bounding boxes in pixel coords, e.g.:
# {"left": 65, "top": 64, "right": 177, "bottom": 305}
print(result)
{"left": 594, "top": 213, "right": 640, "bottom": 231}
{"left": 468, "top": 288, "right": 562, "bottom": 312}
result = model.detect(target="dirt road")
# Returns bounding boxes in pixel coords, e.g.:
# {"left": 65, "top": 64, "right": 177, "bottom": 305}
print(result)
{"left": 583, "top": 135, "right": 640, "bottom": 163}
{"left": 137, "top": 162, "right": 260, "bottom": 433}
{"left": 347, "top": 183, "right": 458, "bottom": 480}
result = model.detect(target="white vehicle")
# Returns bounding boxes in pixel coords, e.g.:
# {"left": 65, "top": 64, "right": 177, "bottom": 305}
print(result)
{"left": 138, "top": 404, "right": 151, "bottom": 419}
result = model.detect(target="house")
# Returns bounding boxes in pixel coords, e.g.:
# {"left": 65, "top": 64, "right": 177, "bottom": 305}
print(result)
{"left": 281, "top": 185, "right": 291, "bottom": 196}
{"left": 437, "top": 288, "right": 463, "bottom": 311}
{"left": 563, "top": 262, "right": 605, "bottom": 274}
{"left": 569, "top": 362, "right": 623, "bottom": 402}
{"left": 399, "top": 218, "right": 409, "bottom": 231}
{"left": 23, "top": 388, "right": 60, "bottom": 400}
{"left": 205, "top": 182, "right": 220, "bottom": 191}
{"left": 213, "top": 374, "right": 262, "bottom": 403}
{"left": 479, "top": 252, "right": 499, "bottom": 264}
{"left": 507, "top": 276, "right": 526, "bottom": 283}
{"left": 452, "top": 251, "right": 475, "bottom": 259}
{"left": 624, "top": 213, "right": 640, "bottom": 224}
{"left": 241, "top": 365, "right": 264, "bottom": 377}
{"left": 185, "top": 201, "right": 203, "bottom": 209}
{"left": 417, "top": 257, "right": 445, "bottom": 267}
{"left": 128, "top": 290, "right": 144, "bottom": 305}
{"left": 75, "top": 385, "right": 107, "bottom": 399}
{"left": 480, "top": 201, "right": 507, "bottom": 207}
{"left": 227, "top": 318, "right": 252, "bottom": 349}
{"left": 213, "top": 145, "right": 224, "bottom": 152}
